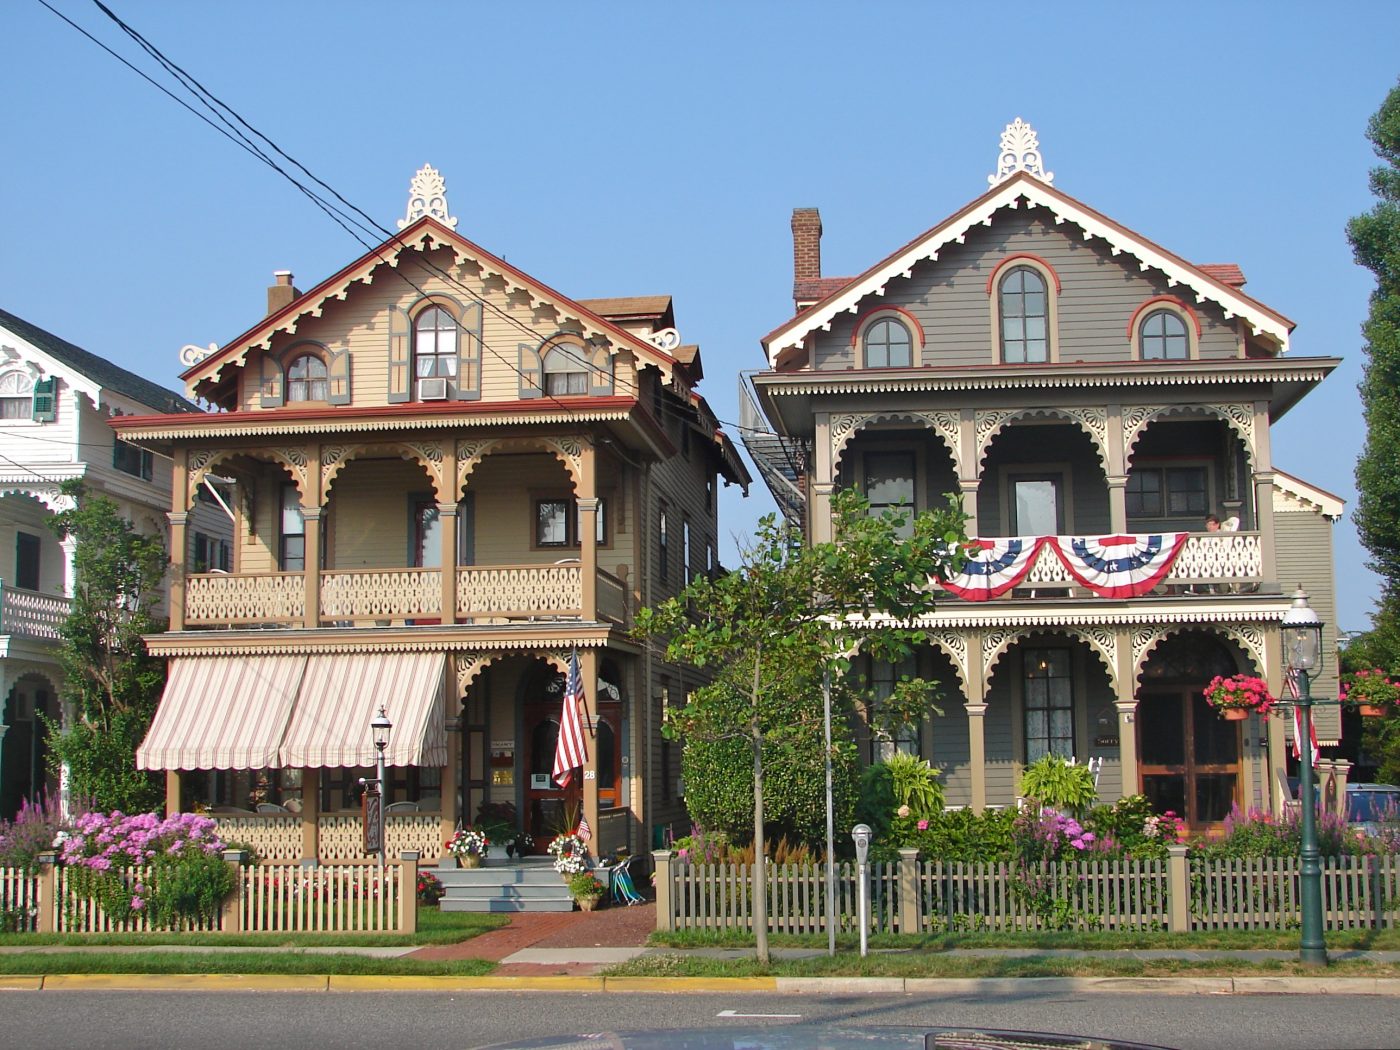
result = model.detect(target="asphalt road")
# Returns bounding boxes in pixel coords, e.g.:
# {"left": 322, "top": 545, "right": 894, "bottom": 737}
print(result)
{"left": 0, "top": 990, "right": 1396, "bottom": 1050}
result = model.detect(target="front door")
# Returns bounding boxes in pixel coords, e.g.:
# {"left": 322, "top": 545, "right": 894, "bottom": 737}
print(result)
{"left": 1138, "top": 687, "right": 1241, "bottom": 829}
{"left": 523, "top": 707, "right": 571, "bottom": 850}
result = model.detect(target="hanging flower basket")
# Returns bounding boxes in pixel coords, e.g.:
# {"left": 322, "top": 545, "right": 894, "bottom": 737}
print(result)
{"left": 1341, "top": 669, "right": 1400, "bottom": 719}
{"left": 1202, "top": 674, "right": 1275, "bottom": 719}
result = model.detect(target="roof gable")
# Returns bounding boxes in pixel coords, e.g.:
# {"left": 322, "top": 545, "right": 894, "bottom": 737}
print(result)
{"left": 183, "top": 218, "right": 689, "bottom": 397}
{"left": 0, "top": 306, "right": 197, "bottom": 414}
{"left": 762, "top": 172, "right": 1294, "bottom": 365}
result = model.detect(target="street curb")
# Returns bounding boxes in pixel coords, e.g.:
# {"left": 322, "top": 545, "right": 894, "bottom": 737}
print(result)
{"left": 3, "top": 974, "right": 1397, "bottom": 995}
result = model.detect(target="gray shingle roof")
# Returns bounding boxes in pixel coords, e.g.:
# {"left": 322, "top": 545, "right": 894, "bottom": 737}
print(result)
{"left": 0, "top": 306, "right": 199, "bottom": 414}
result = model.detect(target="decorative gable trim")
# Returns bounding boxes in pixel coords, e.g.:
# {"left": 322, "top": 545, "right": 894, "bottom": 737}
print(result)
{"left": 762, "top": 172, "right": 1295, "bottom": 364}
{"left": 1272, "top": 470, "right": 1344, "bottom": 520}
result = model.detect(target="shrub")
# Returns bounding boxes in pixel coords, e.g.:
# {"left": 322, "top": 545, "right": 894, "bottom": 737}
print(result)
{"left": 416, "top": 871, "right": 444, "bottom": 905}
{"left": 913, "top": 807, "right": 1018, "bottom": 862}
{"left": 883, "top": 753, "right": 944, "bottom": 819}
{"left": 0, "top": 793, "right": 69, "bottom": 872}
{"left": 1017, "top": 755, "right": 1098, "bottom": 813}
{"left": 1083, "top": 794, "right": 1183, "bottom": 860}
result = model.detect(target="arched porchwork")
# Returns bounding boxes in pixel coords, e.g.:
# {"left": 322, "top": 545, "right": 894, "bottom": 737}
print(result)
{"left": 982, "top": 626, "right": 1119, "bottom": 696}
{"left": 976, "top": 406, "right": 1110, "bottom": 475}
{"left": 1131, "top": 623, "right": 1265, "bottom": 686}
{"left": 1122, "top": 404, "right": 1255, "bottom": 465}
{"left": 829, "top": 411, "right": 961, "bottom": 475}
{"left": 188, "top": 447, "right": 315, "bottom": 508}
{"left": 455, "top": 436, "right": 584, "bottom": 498}
{"left": 0, "top": 485, "right": 76, "bottom": 515}
{"left": 321, "top": 440, "right": 448, "bottom": 503}
{"left": 922, "top": 629, "right": 971, "bottom": 699}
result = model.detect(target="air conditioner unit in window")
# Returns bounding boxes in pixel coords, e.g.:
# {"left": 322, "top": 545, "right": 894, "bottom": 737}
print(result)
{"left": 417, "top": 377, "right": 449, "bottom": 400}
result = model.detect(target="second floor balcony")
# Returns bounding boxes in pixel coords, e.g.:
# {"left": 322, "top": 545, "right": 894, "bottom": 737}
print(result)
{"left": 0, "top": 583, "right": 71, "bottom": 643}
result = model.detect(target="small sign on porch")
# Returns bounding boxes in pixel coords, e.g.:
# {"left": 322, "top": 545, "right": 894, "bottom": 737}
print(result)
{"left": 1094, "top": 735, "right": 1120, "bottom": 748}
{"left": 363, "top": 788, "right": 382, "bottom": 855}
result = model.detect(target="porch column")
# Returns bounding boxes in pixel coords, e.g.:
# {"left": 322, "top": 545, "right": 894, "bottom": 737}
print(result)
{"left": 1115, "top": 701, "right": 1139, "bottom": 797}
{"left": 811, "top": 411, "right": 835, "bottom": 544}
{"left": 959, "top": 480, "right": 980, "bottom": 536}
{"left": 300, "top": 769, "right": 320, "bottom": 861}
{"left": 165, "top": 770, "right": 181, "bottom": 816}
{"left": 59, "top": 536, "right": 78, "bottom": 599}
{"left": 1251, "top": 399, "right": 1278, "bottom": 586}
{"left": 167, "top": 512, "right": 189, "bottom": 631}
{"left": 581, "top": 647, "right": 601, "bottom": 857}
{"left": 439, "top": 502, "right": 459, "bottom": 623}
{"left": 168, "top": 448, "right": 188, "bottom": 631}
{"left": 302, "top": 507, "right": 322, "bottom": 629}
{"left": 579, "top": 441, "right": 598, "bottom": 619}
{"left": 966, "top": 703, "right": 988, "bottom": 814}
{"left": 440, "top": 716, "right": 460, "bottom": 851}
{"left": 1107, "top": 477, "right": 1128, "bottom": 534}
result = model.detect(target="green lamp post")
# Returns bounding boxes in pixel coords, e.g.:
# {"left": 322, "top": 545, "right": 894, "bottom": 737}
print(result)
{"left": 1280, "top": 586, "right": 1327, "bottom": 968}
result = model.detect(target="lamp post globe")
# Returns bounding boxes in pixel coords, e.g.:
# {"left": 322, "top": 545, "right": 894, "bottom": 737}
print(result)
{"left": 370, "top": 705, "right": 392, "bottom": 868}
{"left": 1282, "top": 586, "right": 1327, "bottom": 968}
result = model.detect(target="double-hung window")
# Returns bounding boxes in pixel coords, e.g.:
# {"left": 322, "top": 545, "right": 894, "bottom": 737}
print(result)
{"left": 113, "top": 439, "right": 154, "bottom": 481}
{"left": 414, "top": 307, "right": 458, "bottom": 380}
{"left": 1126, "top": 465, "right": 1208, "bottom": 519}
{"left": 999, "top": 267, "right": 1049, "bottom": 363}
{"left": 534, "top": 497, "right": 607, "bottom": 548}
{"left": 279, "top": 483, "right": 306, "bottom": 571}
{"left": 863, "top": 451, "right": 916, "bottom": 537}
{"left": 1025, "top": 648, "right": 1073, "bottom": 762}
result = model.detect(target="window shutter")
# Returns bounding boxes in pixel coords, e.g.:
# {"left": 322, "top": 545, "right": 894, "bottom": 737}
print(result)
{"left": 31, "top": 377, "right": 56, "bottom": 421}
{"left": 456, "top": 302, "right": 482, "bottom": 401}
{"left": 518, "top": 343, "right": 543, "bottom": 399}
{"left": 387, "top": 306, "right": 411, "bottom": 404}
{"left": 588, "top": 345, "right": 614, "bottom": 396}
{"left": 327, "top": 347, "right": 352, "bottom": 405}
{"left": 259, "top": 354, "right": 284, "bottom": 407}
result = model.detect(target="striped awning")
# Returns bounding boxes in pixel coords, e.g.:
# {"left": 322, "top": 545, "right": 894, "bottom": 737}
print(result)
{"left": 137, "top": 656, "right": 306, "bottom": 771}
{"left": 279, "top": 652, "right": 446, "bottom": 768}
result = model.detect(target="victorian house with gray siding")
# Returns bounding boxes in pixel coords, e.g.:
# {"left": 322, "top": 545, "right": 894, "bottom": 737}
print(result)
{"left": 744, "top": 123, "right": 1343, "bottom": 831}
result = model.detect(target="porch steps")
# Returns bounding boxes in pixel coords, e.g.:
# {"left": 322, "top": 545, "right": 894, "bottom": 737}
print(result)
{"left": 434, "top": 857, "right": 575, "bottom": 913}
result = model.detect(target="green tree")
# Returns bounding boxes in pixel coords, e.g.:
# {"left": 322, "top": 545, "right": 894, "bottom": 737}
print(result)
{"left": 1340, "top": 619, "right": 1400, "bottom": 784}
{"left": 1349, "top": 79, "right": 1400, "bottom": 588}
{"left": 44, "top": 481, "right": 169, "bottom": 812}
{"left": 635, "top": 487, "right": 967, "bottom": 962}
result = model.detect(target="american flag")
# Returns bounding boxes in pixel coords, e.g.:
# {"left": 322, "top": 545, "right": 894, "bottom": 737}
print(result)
{"left": 553, "top": 648, "right": 589, "bottom": 788}
{"left": 576, "top": 816, "right": 592, "bottom": 842}
{"left": 1285, "top": 669, "right": 1320, "bottom": 768}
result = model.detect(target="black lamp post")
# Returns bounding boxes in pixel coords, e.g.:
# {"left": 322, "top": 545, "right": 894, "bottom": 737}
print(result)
{"left": 371, "top": 705, "right": 393, "bottom": 869}
{"left": 1280, "top": 587, "right": 1327, "bottom": 968}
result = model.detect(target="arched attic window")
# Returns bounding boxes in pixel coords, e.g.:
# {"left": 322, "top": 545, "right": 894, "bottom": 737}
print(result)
{"left": 286, "top": 353, "right": 329, "bottom": 402}
{"left": 998, "top": 266, "right": 1050, "bottom": 363}
{"left": 863, "top": 317, "right": 913, "bottom": 368}
{"left": 542, "top": 341, "right": 589, "bottom": 396}
{"left": 414, "top": 306, "right": 459, "bottom": 385}
{"left": 1139, "top": 309, "right": 1190, "bottom": 360}
{"left": 0, "top": 371, "right": 36, "bottom": 419}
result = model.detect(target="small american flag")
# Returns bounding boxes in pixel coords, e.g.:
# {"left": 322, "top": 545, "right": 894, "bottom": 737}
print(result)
{"left": 552, "top": 649, "right": 589, "bottom": 788}
{"left": 1285, "top": 669, "right": 1320, "bottom": 768}
{"left": 577, "top": 816, "right": 592, "bottom": 842}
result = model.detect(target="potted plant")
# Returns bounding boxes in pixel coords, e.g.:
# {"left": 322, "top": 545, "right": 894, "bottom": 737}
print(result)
{"left": 568, "top": 870, "right": 605, "bottom": 911}
{"left": 1203, "top": 674, "right": 1275, "bottom": 721}
{"left": 507, "top": 830, "right": 535, "bottom": 858}
{"left": 445, "top": 826, "right": 490, "bottom": 868}
{"left": 1342, "top": 669, "right": 1400, "bottom": 718}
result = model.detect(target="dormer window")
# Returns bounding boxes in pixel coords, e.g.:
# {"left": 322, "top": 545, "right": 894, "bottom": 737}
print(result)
{"left": 0, "top": 371, "right": 34, "bottom": 419}
{"left": 286, "top": 354, "right": 328, "bottom": 402}
{"left": 414, "top": 306, "right": 458, "bottom": 382}
{"left": 863, "top": 318, "right": 912, "bottom": 368}
{"left": 542, "top": 342, "right": 589, "bottom": 396}
{"left": 1139, "top": 309, "right": 1189, "bottom": 360}
{"left": 998, "top": 267, "right": 1049, "bottom": 363}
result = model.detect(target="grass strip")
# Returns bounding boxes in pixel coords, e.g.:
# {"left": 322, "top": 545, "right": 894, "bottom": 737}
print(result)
{"left": 606, "top": 952, "right": 1400, "bottom": 980}
{"left": 0, "top": 907, "right": 506, "bottom": 948}
{"left": 649, "top": 927, "right": 1400, "bottom": 952}
{"left": 0, "top": 951, "right": 495, "bottom": 977}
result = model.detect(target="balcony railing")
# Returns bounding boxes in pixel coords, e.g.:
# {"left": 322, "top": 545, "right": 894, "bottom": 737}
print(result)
{"left": 0, "top": 583, "right": 71, "bottom": 640}
{"left": 181, "top": 561, "right": 630, "bottom": 627}
{"left": 943, "top": 531, "right": 1264, "bottom": 601}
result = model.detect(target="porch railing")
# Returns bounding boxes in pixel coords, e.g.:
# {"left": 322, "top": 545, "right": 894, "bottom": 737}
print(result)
{"left": 185, "top": 571, "right": 305, "bottom": 625}
{"left": 456, "top": 563, "right": 582, "bottom": 619}
{"left": 320, "top": 568, "right": 441, "bottom": 623}
{"left": 0, "top": 582, "right": 70, "bottom": 640}
{"left": 212, "top": 814, "right": 445, "bottom": 863}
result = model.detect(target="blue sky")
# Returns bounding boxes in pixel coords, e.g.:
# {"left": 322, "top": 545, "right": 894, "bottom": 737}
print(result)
{"left": 3, "top": 2, "right": 1397, "bottom": 631}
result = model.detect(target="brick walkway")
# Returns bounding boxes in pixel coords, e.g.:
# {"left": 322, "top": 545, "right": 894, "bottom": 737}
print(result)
{"left": 409, "top": 902, "right": 656, "bottom": 975}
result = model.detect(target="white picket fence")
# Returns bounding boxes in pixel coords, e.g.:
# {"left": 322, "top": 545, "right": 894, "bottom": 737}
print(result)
{"left": 653, "top": 850, "right": 1400, "bottom": 934}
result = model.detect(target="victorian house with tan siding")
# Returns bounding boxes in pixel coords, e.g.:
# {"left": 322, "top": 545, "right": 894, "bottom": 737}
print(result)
{"left": 118, "top": 168, "right": 748, "bottom": 863}
{"left": 744, "top": 123, "right": 1344, "bottom": 832}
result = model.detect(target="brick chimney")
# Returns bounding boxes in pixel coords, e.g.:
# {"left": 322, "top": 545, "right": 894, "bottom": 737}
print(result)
{"left": 266, "top": 271, "right": 299, "bottom": 315}
{"left": 791, "top": 208, "right": 822, "bottom": 285}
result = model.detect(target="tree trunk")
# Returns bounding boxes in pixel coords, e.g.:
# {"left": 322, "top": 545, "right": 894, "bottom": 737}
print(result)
{"left": 751, "top": 650, "right": 769, "bottom": 965}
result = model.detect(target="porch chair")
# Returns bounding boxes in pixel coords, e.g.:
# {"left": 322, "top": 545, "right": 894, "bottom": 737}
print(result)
{"left": 609, "top": 856, "right": 646, "bottom": 906}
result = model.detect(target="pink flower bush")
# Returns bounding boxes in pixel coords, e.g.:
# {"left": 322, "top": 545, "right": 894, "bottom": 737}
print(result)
{"left": 57, "top": 810, "right": 225, "bottom": 871}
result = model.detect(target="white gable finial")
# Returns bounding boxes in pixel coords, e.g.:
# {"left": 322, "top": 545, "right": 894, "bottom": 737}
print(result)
{"left": 988, "top": 118, "right": 1053, "bottom": 186}
{"left": 398, "top": 164, "right": 458, "bottom": 230}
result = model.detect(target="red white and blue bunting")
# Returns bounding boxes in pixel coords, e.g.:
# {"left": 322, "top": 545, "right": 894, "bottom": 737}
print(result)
{"left": 939, "top": 537, "right": 1045, "bottom": 602}
{"left": 1046, "top": 533, "right": 1189, "bottom": 599}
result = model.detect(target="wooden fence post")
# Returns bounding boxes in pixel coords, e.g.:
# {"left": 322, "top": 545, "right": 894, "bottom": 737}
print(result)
{"left": 35, "top": 850, "right": 57, "bottom": 934}
{"left": 1166, "top": 844, "right": 1190, "bottom": 933}
{"left": 399, "top": 851, "right": 420, "bottom": 934}
{"left": 221, "top": 849, "right": 247, "bottom": 933}
{"left": 897, "top": 848, "right": 920, "bottom": 935}
{"left": 651, "top": 850, "right": 673, "bottom": 931}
